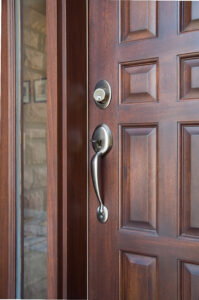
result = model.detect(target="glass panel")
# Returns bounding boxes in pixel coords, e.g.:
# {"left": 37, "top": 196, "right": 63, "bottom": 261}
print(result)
{"left": 21, "top": 0, "right": 47, "bottom": 298}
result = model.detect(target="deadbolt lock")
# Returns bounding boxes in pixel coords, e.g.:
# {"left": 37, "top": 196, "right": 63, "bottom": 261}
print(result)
{"left": 93, "top": 88, "right": 106, "bottom": 103}
{"left": 93, "top": 80, "right": 111, "bottom": 109}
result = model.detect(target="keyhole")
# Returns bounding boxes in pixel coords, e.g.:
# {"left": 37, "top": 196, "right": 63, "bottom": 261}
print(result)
{"left": 96, "top": 139, "right": 102, "bottom": 149}
{"left": 97, "top": 95, "right": 102, "bottom": 101}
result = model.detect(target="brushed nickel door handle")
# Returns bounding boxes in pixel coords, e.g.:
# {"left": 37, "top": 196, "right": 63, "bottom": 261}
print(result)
{"left": 91, "top": 124, "right": 113, "bottom": 223}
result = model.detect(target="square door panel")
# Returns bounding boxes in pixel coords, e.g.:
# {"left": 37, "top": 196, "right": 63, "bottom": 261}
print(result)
{"left": 120, "top": 0, "right": 158, "bottom": 43}
{"left": 121, "top": 252, "right": 157, "bottom": 300}
{"left": 180, "top": 2, "right": 199, "bottom": 33}
{"left": 180, "top": 261, "right": 199, "bottom": 299}
{"left": 180, "top": 55, "right": 199, "bottom": 100}
{"left": 180, "top": 125, "right": 199, "bottom": 237}
{"left": 121, "top": 126, "right": 157, "bottom": 231}
{"left": 120, "top": 60, "right": 158, "bottom": 104}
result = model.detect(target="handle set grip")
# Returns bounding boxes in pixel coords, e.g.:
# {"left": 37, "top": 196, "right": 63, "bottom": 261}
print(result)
{"left": 91, "top": 124, "right": 113, "bottom": 223}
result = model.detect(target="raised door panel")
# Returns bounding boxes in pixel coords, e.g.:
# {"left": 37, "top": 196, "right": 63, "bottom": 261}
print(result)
{"left": 121, "top": 126, "right": 157, "bottom": 231}
{"left": 121, "top": 253, "right": 157, "bottom": 300}
{"left": 180, "top": 262, "right": 199, "bottom": 300}
{"left": 180, "top": 54, "right": 199, "bottom": 100}
{"left": 120, "top": 59, "right": 158, "bottom": 104}
{"left": 180, "top": 1, "right": 199, "bottom": 33}
{"left": 180, "top": 125, "right": 199, "bottom": 236}
{"left": 120, "top": 0, "right": 157, "bottom": 43}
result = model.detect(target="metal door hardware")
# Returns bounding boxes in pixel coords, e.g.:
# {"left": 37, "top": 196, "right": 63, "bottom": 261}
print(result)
{"left": 93, "top": 80, "right": 111, "bottom": 109}
{"left": 91, "top": 124, "right": 113, "bottom": 223}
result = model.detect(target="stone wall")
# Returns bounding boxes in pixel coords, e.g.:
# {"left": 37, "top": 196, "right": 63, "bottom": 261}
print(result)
{"left": 22, "top": 1, "right": 47, "bottom": 298}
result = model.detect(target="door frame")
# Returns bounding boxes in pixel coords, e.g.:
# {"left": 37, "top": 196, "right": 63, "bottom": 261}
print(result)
{"left": 0, "top": 0, "right": 87, "bottom": 298}
{"left": 0, "top": 0, "right": 16, "bottom": 297}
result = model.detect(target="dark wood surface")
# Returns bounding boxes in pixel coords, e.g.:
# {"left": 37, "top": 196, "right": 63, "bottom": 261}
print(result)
{"left": 47, "top": 0, "right": 87, "bottom": 298}
{"left": 61, "top": 0, "right": 67, "bottom": 298}
{"left": 0, "top": 0, "right": 87, "bottom": 298}
{"left": 46, "top": 0, "right": 63, "bottom": 298}
{"left": 89, "top": 1, "right": 199, "bottom": 299}
{"left": 65, "top": 0, "right": 87, "bottom": 299}
{"left": 0, "top": 0, "right": 16, "bottom": 298}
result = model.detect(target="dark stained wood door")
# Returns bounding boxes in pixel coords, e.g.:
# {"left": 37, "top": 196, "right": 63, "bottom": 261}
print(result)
{"left": 89, "top": 1, "right": 199, "bottom": 299}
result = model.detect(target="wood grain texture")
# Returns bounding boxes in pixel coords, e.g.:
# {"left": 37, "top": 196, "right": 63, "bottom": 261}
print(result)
{"left": 61, "top": 0, "right": 67, "bottom": 298}
{"left": 121, "top": 252, "right": 157, "bottom": 300}
{"left": 120, "top": 0, "right": 157, "bottom": 43}
{"left": 47, "top": 1, "right": 60, "bottom": 298}
{"left": 180, "top": 261, "right": 199, "bottom": 300}
{"left": 47, "top": 0, "right": 87, "bottom": 298}
{"left": 89, "top": 1, "right": 199, "bottom": 299}
{"left": 65, "top": 0, "right": 87, "bottom": 298}
{"left": 0, "top": 0, "right": 87, "bottom": 298}
{"left": 0, "top": 0, "right": 16, "bottom": 298}
{"left": 180, "top": 124, "right": 199, "bottom": 237}
{"left": 120, "top": 59, "right": 158, "bottom": 103}
{"left": 180, "top": 54, "right": 199, "bottom": 100}
{"left": 121, "top": 126, "right": 157, "bottom": 231}
{"left": 180, "top": 1, "right": 199, "bottom": 33}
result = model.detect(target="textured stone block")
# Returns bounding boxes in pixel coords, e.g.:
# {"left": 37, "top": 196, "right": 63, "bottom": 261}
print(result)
{"left": 24, "top": 28, "right": 39, "bottom": 49}
{"left": 24, "top": 167, "right": 34, "bottom": 190}
{"left": 24, "top": 190, "right": 45, "bottom": 210}
{"left": 25, "top": 127, "right": 46, "bottom": 139}
{"left": 25, "top": 139, "right": 46, "bottom": 165}
{"left": 24, "top": 103, "right": 47, "bottom": 123}
{"left": 24, "top": 47, "right": 45, "bottom": 72}
{"left": 33, "top": 166, "right": 47, "bottom": 188}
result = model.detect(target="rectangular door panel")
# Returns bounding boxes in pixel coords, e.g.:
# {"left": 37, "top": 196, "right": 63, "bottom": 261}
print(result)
{"left": 180, "top": 124, "right": 199, "bottom": 237}
{"left": 121, "top": 252, "right": 157, "bottom": 300}
{"left": 180, "top": 1, "right": 199, "bottom": 33}
{"left": 180, "top": 54, "right": 199, "bottom": 100}
{"left": 180, "top": 261, "right": 199, "bottom": 300}
{"left": 120, "top": 0, "right": 158, "bottom": 43}
{"left": 120, "top": 59, "right": 159, "bottom": 104}
{"left": 121, "top": 126, "right": 157, "bottom": 231}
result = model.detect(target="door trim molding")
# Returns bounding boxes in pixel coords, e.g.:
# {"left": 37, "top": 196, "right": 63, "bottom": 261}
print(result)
{"left": 0, "top": 0, "right": 16, "bottom": 298}
{"left": 0, "top": 0, "right": 87, "bottom": 298}
{"left": 46, "top": 0, "right": 61, "bottom": 298}
{"left": 47, "top": 0, "right": 87, "bottom": 298}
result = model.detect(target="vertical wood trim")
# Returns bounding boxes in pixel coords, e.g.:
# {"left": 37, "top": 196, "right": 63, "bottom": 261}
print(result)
{"left": 0, "top": 1, "right": 9, "bottom": 296}
{"left": 0, "top": 0, "right": 87, "bottom": 298}
{"left": 7, "top": 0, "right": 16, "bottom": 297}
{"left": 65, "top": 0, "right": 87, "bottom": 298}
{"left": 0, "top": 0, "right": 16, "bottom": 298}
{"left": 61, "top": 0, "right": 68, "bottom": 298}
{"left": 0, "top": 0, "right": 9, "bottom": 296}
{"left": 46, "top": 0, "right": 59, "bottom": 298}
{"left": 47, "top": 0, "right": 87, "bottom": 298}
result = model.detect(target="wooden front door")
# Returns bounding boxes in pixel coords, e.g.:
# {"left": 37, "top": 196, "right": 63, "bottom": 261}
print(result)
{"left": 89, "top": 1, "right": 199, "bottom": 299}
